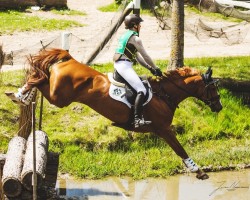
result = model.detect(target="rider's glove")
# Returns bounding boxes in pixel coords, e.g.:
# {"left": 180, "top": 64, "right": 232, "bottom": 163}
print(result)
{"left": 150, "top": 67, "right": 163, "bottom": 77}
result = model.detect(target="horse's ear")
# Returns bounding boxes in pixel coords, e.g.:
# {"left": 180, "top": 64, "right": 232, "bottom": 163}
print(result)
{"left": 202, "top": 66, "right": 213, "bottom": 84}
{"left": 206, "top": 66, "right": 213, "bottom": 79}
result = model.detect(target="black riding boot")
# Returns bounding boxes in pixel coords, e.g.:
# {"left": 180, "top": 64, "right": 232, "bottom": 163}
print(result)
{"left": 134, "top": 91, "right": 151, "bottom": 128}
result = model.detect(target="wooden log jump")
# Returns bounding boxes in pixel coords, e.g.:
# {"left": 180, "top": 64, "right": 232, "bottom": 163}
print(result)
{"left": 1, "top": 151, "right": 59, "bottom": 199}
{"left": 1, "top": 136, "right": 26, "bottom": 197}
{"left": 0, "top": 129, "right": 59, "bottom": 198}
{"left": 21, "top": 130, "right": 49, "bottom": 191}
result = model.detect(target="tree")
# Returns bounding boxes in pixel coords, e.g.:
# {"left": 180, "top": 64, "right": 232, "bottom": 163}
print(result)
{"left": 168, "top": 0, "right": 185, "bottom": 70}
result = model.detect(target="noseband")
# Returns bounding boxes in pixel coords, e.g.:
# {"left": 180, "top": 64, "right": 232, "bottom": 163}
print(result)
{"left": 202, "top": 80, "right": 220, "bottom": 107}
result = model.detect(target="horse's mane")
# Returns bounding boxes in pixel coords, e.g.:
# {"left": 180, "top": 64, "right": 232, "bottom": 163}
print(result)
{"left": 163, "top": 66, "right": 201, "bottom": 79}
{"left": 27, "top": 48, "right": 72, "bottom": 86}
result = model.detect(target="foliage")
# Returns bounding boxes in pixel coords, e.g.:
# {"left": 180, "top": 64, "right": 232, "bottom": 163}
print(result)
{"left": 0, "top": 56, "right": 249, "bottom": 179}
{"left": 0, "top": 10, "right": 84, "bottom": 34}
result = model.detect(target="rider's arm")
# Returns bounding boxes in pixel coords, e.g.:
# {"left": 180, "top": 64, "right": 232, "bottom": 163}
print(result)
{"left": 130, "top": 36, "right": 158, "bottom": 70}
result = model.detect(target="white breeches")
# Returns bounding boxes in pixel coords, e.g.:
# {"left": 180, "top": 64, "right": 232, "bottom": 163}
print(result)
{"left": 114, "top": 60, "right": 146, "bottom": 95}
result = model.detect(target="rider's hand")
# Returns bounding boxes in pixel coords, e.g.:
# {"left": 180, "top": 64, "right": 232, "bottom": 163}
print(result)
{"left": 150, "top": 67, "right": 163, "bottom": 77}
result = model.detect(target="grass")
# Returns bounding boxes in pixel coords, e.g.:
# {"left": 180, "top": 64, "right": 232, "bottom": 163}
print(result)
{"left": 98, "top": 2, "right": 120, "bottom": 12}
{"left": 0, "top": 10, "right": 84, "bottom": 34}
{"left": 0, "top": 55, "right": 249, "bottom": 179}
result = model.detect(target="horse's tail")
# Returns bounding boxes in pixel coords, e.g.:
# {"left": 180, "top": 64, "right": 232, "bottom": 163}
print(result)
{"left": 27, "top": 48, "right": 72, "bottom": 86}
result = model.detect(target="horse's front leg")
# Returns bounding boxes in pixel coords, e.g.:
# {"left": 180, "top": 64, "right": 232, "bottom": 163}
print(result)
{"left": 156, "top": 127, "right": 209, "bottom": 180}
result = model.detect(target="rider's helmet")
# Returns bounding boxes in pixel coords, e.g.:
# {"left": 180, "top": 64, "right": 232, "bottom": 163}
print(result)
{"left": 124, "top": 14, "right": 143, "bottom": 29}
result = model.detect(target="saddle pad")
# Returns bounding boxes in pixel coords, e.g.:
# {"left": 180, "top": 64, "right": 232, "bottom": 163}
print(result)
{"left": 108, "top": 80, "right": 153, "bottom": 108}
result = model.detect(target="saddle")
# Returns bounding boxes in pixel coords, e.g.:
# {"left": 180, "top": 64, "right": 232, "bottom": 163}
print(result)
{"left": 108, "top": 70, "right": 153, "bottom": 108}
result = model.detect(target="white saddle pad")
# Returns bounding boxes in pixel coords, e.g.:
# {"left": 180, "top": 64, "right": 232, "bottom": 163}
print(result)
{"left": 108, "top": 73, "right": 153, "bottom": 108}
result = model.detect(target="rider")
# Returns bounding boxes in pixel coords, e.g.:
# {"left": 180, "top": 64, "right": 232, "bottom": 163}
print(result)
{"left": 113, "top": 14, "right": 163, "bottom": 128}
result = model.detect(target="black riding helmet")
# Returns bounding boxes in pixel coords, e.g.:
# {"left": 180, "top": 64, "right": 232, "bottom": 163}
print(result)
{"left": 124, "top": 14, "right": 143, "bottom": 29}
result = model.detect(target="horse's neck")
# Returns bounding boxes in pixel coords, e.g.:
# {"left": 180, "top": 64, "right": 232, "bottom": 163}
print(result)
{"left": 171, "top": 75, "right": 202, "bottom": 103}
{"left": 150, "top": 75, "right": 201, "bottom": 108}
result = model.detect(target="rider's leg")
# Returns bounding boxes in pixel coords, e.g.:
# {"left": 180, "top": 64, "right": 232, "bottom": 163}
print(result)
{"left": 133, "top": 91, "right": 151, "bottom": 128}
{"left": 114, "top": 61, "right": 151, "bottom": 128}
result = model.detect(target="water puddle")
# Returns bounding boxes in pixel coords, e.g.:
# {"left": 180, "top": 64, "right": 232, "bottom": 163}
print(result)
{"left": 56, "top": 169, "right": 250, "bottom": 200}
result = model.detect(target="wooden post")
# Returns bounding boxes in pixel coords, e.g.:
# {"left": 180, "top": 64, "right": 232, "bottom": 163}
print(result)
{"left": 32, "top": 102, "right": 37, "bottom": 200}
{"left": 1, "top": 137, "right": 26, "bottom": 197}
{"left": 61, "top": 32, "right": 71, "bottom": 51}
{"left": 21, "top": 130, "right": 49, "bottom": 191}
{"left": 133, "top": 0, "right": 141, "bottom": 15}
{"left": 18, "top": 88, "right": 37, "bottom": 140}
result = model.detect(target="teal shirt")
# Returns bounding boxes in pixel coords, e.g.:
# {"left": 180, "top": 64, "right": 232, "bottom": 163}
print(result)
{"left": 115, "top": 30, "right": 138, "bottom": 54}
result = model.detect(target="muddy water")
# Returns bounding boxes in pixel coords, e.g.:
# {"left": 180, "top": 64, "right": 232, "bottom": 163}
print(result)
{"left": 56, "top": 169, "right": 250, "bottom": 200}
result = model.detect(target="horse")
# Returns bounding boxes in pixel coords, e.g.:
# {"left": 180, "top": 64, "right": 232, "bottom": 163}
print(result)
{"left": 15, "top": 49, "right": 223, "bottom": 179}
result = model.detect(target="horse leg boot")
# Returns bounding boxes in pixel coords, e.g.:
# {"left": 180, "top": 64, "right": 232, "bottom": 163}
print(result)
{"left": 134, "top": 91, "right": 151, "bottom": 128}
{"left": 6, "top": 84, "right": 36, "bottom": 106}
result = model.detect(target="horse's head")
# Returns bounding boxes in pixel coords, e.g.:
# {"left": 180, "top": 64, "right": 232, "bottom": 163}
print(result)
{"left": 200, "top": 67, "right": 222, "bottom": 112}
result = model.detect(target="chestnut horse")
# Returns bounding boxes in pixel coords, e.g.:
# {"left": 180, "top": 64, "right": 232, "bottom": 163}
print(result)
{"left": 23, "top": 49, "right": 222, "bottom": 179}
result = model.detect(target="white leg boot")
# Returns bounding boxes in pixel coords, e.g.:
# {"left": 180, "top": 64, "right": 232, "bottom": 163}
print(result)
{"left": 183, "top": 158, "right": 199, "bottom": 172}
{"left": 5, "top": 87, "right": 36, "bottom": 106}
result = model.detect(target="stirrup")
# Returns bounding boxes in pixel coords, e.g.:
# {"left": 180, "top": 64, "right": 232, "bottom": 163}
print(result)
{"left": 5, "top": 88, "right": 36, "bottom": 106}
{"left": 134, "top": 117, "right": 152, "bottom": 128}
{"left": 183, "top": 158, "right": 199, "bottom": 172}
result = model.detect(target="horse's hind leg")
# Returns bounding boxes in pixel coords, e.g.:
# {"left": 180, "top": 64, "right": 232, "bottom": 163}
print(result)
{"left": 156, "top": 128, "right": 209, "bottom": 180}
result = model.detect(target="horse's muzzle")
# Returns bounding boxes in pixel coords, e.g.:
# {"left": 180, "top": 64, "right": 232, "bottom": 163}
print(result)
{"left": 211, "top": 100, "right": 223, "bottom": 113}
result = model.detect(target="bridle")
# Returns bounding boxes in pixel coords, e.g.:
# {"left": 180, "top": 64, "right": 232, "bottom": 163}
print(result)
{"left": 154, "top": 75, "right": 220, "bottom": 109}
{"left": 202, "top": 80, "right": 221, "bottom": 107}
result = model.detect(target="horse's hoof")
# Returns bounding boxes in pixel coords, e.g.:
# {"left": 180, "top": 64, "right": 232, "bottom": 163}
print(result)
{"left": 196, "top": 171, "right": 209, "bottom": 180}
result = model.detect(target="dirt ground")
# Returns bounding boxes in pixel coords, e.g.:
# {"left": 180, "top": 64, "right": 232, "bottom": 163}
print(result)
{"left": 1, "top": 0, "right": 250, "bottom": 72}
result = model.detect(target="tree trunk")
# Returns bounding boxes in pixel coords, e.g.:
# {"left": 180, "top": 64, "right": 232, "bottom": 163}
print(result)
{"left": 21, "top": 130, "right": 49, "bottom": 191}
{"left": 169, "top": 0, "right": 185, "bottom": 70}
{"left": 1, "top": 137, "right": 26, "bottom": 197}
{"left": 0, "top": 0, "right": 67, "bottom": 9}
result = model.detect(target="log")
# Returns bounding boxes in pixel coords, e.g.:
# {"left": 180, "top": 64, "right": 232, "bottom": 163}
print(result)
{"left": 216, "top": 0, "right": 250, "bottom": 10}
{"left": 1, "top": 137, "right": 26, "bottom": 197}
{"left": 0, "top": 0, "right": 67, "bottom": 9}
{"left": 21, "top": 130, "right": 49, "bottom": 191}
